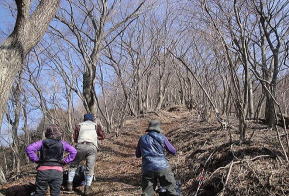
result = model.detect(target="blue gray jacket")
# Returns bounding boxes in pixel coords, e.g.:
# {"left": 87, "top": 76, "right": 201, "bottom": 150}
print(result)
{"left": 136, "top": 131, "right": 176, "bottom": 172}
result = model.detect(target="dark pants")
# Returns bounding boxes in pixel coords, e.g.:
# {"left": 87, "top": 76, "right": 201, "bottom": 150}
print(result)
{"left": 142, "top": 168, "right": 178, "bottom": 196}
{"left": 35, "top": 169, "right": 63, "bottom": 196}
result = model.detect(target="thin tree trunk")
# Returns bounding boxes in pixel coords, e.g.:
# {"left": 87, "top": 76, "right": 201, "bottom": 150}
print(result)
{"left": 248, "top": 79, "right": 254, "bottom": 119}
{"left": 0, "top": 167, "right": 6, "bottom": 184}
{"left": 265, "top": 93, "right": 276, "bottom": 126}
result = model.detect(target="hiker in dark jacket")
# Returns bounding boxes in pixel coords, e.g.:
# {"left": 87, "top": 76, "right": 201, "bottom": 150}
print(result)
{"left": 67, "top": 113, "right": 105, "bottom": 195}
{"left": 26, "top": 125, "right": 77, "bottom": 196}
{"left": 136, "top": 119, "right": 178, "bottom": 196}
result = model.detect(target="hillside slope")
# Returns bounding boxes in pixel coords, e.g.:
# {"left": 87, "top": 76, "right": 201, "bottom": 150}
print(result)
{"left": 1, "top": 107, "right": 289, "bottom": 196}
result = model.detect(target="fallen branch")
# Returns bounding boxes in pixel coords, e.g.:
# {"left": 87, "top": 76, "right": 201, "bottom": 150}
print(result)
{"left": 218, "top": 161, "right": 234, "bottom": 196}
{"left": 208, "top": 155, "right": 271, "bottom": 180}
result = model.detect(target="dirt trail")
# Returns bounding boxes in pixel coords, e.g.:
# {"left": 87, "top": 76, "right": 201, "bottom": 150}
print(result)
{"left": 0, "top": 109, "right": 190, "bottom": 196}
{"left": 3, "top": 107, "right": 285, "bottom": 195}
{"left": 64, "top": 110, "right": 189, "bottom": 196}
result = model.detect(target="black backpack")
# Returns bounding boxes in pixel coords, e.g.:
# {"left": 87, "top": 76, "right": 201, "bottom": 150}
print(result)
{"left": 62, "top": 166, "right": 86, "bottom": 187}
{"left": 156, "top": 180, "right": 182, "bottom": 196}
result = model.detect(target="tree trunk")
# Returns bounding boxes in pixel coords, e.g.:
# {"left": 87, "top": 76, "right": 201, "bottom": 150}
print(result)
{"left": 265, "top": 93, "right": 276, "bottom": 126}
{"left": 0, "top": 167, "right": 6, "bottom": 185}
{"left": 248, "top": 79, "right": 254, "bottom": 119}
{"left": 83, "top": 70, "right": 97, "bottom": 113}
{"left": 254, "top": 94, "right": 264, "bottom": 119}
{"left": 239, "top": 114, "right": 247, "bottom": 143}
{"left": 156, "top": 92, "right": 165, "bottom": 111}
{"left": 0, "top": 47, "right": 22, "bottom": 126}
{"left": 66, "top": 89, "right": 74, "bottom": 143}
{"left": 138, "top": 81, "right": 144, "bottom": 115}
{"left": 0, "top": 0, "right": 60, "bottom": 125}
{"left": 143, "top": 74, "right": 152, "bottom": 112}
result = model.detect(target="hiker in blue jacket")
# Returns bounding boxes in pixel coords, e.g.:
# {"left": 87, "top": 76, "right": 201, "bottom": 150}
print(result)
{"left": 136, "top": 119, "right": 178, "bottom": 196}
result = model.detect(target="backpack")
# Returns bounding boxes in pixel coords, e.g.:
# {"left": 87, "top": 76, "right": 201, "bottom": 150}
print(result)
{"left": 62, "top": 166, "right": 86, "bottom": 187}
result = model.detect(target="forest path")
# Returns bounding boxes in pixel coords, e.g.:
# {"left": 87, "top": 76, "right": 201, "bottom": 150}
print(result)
{"left": 0, "top": 108, "right": 192, "bottom": 196}
{"left": 2, "top": 108, "right": 286, "bottom": 196}
{"left": 64, "top": 110, "right": 190, "bottom": 196}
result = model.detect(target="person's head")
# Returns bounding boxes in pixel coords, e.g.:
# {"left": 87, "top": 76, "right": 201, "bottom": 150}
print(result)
{"left": 45, "top": 124, "right": 62, "bottom": 140}
{"left": 84, "top": 113, "right": 95, "bottom": 121}
{"left": 146, "top": 120, "right": 162, "bottom": 133}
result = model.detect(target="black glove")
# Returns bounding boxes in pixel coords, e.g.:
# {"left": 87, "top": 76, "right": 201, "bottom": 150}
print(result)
{"left": 59, "top": 160, "right": 66, "bottom": 165}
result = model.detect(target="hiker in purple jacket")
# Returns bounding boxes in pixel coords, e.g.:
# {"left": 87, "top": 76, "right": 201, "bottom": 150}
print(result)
{"left": 136, "top": 120, "right": 178, "bottom": 196}
{"left": 26, "top": 125, "right": 77, "bottom": 196}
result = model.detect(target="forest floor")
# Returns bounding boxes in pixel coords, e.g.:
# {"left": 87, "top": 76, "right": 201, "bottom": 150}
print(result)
{"left": 1, "top": 106, "right": 289, "bottom": 196}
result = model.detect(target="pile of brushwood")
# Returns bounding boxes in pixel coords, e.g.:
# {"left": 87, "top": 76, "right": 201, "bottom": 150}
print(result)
{"left": 166, "top": 109, "right": 289, "bottom": 196}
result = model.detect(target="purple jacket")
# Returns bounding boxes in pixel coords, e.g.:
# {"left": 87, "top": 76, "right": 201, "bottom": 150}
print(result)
{"left": 26, "top": 140, "right": 77, "bottom": 164}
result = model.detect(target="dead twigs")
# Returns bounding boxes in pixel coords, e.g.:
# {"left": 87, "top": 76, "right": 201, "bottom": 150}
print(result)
{"left": 205, "top": 154, "right": 271, "bottom": 196}
{"left": 208, "top": 155, "right": 271, "bottom": 180}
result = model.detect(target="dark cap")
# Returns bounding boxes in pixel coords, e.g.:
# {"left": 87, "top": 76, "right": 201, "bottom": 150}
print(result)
{"left": 45, "top": 124, "right": 62, "bottom": 140}
{"left": 84, "top": 113, "right": 95, "bottom": 121}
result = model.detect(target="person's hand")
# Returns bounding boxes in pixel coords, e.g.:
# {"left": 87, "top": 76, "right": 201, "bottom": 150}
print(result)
{"left": 59, "top": 160, "right": 66, "bottom": 165}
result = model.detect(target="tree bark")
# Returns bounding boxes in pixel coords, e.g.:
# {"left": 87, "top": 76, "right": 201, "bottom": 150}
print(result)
{"left": 0, "top": 167, "right": 6, "bottom": 185}
{"left": 248, "top": 79, "right": 254, "bottom": 119}
{"left": 0, "top": 0, "right": 60, "bottom": 125}
{"left": 265, "top": 91, "right": 276, "bottom": 126}
{"left": 83, "top": 69, "right": 98, "bottom": 113}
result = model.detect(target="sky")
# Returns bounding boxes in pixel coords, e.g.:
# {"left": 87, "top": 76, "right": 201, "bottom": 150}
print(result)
{"left": 0, "top": 2, "right": 16, "bottom": 145}
{"left": 0, "top": 1, "right": 15, "bottom": 43}
{"left": 0, "top": 0, "right": 161, "bottom": 145}
{"left": 1, "top": 0, "right": 289, "bottom": 140}
{"left": 0, "top": 1, "right": 57, "bottom": 145}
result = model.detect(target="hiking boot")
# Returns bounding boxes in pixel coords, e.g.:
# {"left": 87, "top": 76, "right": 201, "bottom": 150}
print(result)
{"left": 66, "top": 182, "right": 73, "bottom": 191}
{"left": 84, "top": 185, "right": 93, "bottom": 195}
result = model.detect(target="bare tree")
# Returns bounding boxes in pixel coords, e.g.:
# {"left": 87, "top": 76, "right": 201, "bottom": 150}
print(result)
{"left": 51, "top": 0, "right": 145, "bottom": 115}
{"left": 0, "top": 0, "right": 60, "bottom": 126}
{"left": 249, "top": 0, "right": 289, "bottom": 126}
{"left": 5, "top": 75, "right": 22, "bottom": 175}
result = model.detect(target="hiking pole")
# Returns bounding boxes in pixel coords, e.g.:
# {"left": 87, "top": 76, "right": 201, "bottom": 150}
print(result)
{"left": 194, "top": 168, "right": 205, "bottom": 196}
{"left": 194, "top": 151, "right": 214, "bottom": 196}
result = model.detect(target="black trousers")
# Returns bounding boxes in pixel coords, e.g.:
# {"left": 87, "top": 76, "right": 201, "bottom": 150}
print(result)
{"left": 35, "top": 169, "right": 63, "bottom": 196}
{"left": 142, "top": 168, "right": 178, "bottom": 196}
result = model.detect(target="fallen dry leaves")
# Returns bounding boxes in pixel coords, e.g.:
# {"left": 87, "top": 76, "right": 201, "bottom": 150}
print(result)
{"left": 2, "top": 106, "right": 289, "bottom": 195}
